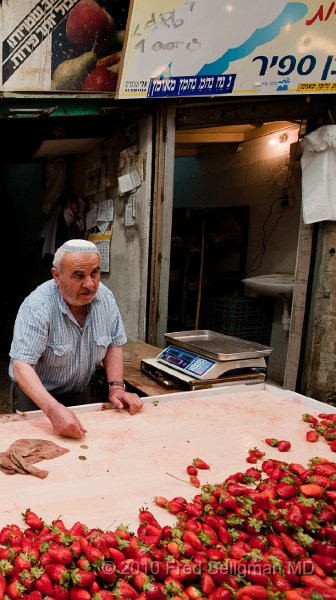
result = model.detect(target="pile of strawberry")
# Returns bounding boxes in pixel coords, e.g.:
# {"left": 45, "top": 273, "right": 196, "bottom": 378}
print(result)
{"left": 0, "top": 449, "right": 336, "bottom": 600}
{"left": 2, "top": 455, "right": 336, "bottom": 599}
{"left": 303, "top": 413, "right": 336, "bottom": 451}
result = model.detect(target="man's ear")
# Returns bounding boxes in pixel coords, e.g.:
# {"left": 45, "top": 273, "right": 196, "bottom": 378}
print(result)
{"left": 51, "top": 267, "right": 59, "bottom": 283}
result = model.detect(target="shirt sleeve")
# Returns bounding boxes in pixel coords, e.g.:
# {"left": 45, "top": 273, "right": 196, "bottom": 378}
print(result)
{"left": 10, "top": 303, "right": 50, "bottom": 365}
{"left": 106, "top": 290, "right": 127, "bottom": 347}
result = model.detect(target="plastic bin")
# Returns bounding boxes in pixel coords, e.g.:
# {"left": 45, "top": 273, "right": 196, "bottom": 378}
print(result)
{"left": 206, "top": 296, "right": 274, "bottom": 346}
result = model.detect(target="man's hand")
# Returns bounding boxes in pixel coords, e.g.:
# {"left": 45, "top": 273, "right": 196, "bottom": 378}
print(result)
{"left": 46, "top": 403, "right": 87, "bottom": 439}
{"left": 108, "top": 388, "right": 144, "bottom": 415}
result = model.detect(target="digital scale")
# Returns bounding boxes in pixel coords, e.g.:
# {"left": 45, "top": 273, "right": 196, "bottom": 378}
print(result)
{"left": 141, "top": 330, "right": 273, "bottom": 391}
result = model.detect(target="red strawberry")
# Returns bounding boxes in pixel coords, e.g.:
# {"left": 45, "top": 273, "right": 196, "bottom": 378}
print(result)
{"left": 100, "top": 532, "right": 118, "bottom": 548}
{"left": 143, "top": 581, "right": 165, "bottom": 600}
{"left": 53, "top": 584, "right": 69, "bottom": 600}
{"left": 113, "top": 579, "right": 139, "bottom": 598}
{"left": 69, "top": 590, "right": 91, "bottom": 600}
{"left": 154, "top": 497, "right": 168, "bottom": 509}
{"left": 114, "top": 526, "right": 131, "bottom": 541}
{"left": 192, "top": 457, "right": 210, "bottom": 469}
{"left": 44, "top": 564, "right": 69, "bottom": 585}
{"left": 249, "top": 448, "right": 265, "bottom": 459}
{"left": 209, "top": 589, "right": 232, "bottom": 599}
{"left": 286, "top": 505, "right": 305, "bottom": 528}
{"left": 302, "top": 413, "right": 319, "bottom": 425}
{"left": 265, "top": 438, "right": 279, "bottom": 447}
{"left": 306, "top": 430, "right": 319, "bottom": 442}
{"left": 76, "top": 558, "right": 90, "bottom": 571}
{"left": 186, "top": 465, "right": 198, "bottom": 476}
{"left": 183, "top": 586, "right": 202, "bottom": 599}
{"left": 0, "top": 574, "right": 6, "bottom": 600}
{"left": 48, "top": 545, "right": 73, "bottom": 567}
{"left": 22, "top": 511, "right": 43, "bottom": 532}
{"left": 280, "top": 533, "right": 307, "bottom": 558}
{"left": 89, "top": 582, "right": 101, "bottom": 595}
{"left": 182, "top": 531, "right": 203, "bottom": 551}
{"left": 108, "top": 547, "right": 125, "bottom": 566}
{"left": 82, "top": 546, "right": 104, "bottom": 568}
{"left": 236, "top": 584, "right": 268, "bottom": 599}
{"left": 6, "top": 581, "right": 26, "bottom": 600}
{"left": 70, "top": 569, "right": 96, "bottom": 588}
{"left": 130, "top": 571, "right": 149, "bottom": 591}
{"left": 27, "top": 592, "right": 42, "bottom": 600}
{"left": 314, "top": 463, "right": 336, "bottom": 476}
{"left": 31, "top": 572, "right": 54, "bottom": 596}
{"left": 300, "top": 483, "right": 324, "bottom": 498}
{"left": 92, "top": 592, "right": 114, "bottom": 600}
{"left": 13, "top": 556, "right": 32, "bottom": 575}
{"left": 189, "top": 476, "right": 200, "bottom": 487}
{"left": 68, "top": 523, "right": 88, "bottom": 537}
{"left": 138, "top": 510, "right": 161, "bottom": 530}
{"left": 276, "top": 482, "right": 297, "bottom": 498}
{"left": 96, "top": 562, "right": 116, "bottom": 584}
{"left": 312, "top": 553, "right": 336, "bottom": 574}
{"left": 278, "top": 440, "right": 291, "bottom": 452}
{"left": 200, "top": 572, "right": 216, "bottom": 595}
{"left": 39, "top": 552, "right": 52, "bottom": 567}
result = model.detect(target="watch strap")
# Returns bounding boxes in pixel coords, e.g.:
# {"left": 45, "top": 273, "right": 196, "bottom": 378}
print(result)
{"left": 108, "top": 380, "right": 126, "bottom": 390}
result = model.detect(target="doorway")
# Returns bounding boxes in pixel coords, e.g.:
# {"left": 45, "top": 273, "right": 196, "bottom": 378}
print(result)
{"left": 169, "top": 119, "right": 303, "bottom": 386}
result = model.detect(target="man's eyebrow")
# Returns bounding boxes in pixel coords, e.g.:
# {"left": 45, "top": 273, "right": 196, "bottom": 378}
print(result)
{"left": 72, "top": 269, "right": 85, "bottom": 276}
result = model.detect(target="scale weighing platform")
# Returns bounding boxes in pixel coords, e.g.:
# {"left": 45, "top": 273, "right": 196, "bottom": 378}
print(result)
{"left": 141, "top": 330, "right": 273, "bottom": 391}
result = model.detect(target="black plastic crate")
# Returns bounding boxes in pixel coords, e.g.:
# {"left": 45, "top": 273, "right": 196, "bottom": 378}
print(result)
{"left": 206, "top": 296, "right": 274, "bottom": 347}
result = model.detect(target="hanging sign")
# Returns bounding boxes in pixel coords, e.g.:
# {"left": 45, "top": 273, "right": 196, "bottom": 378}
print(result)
{"left": 0, "top": 0, "right": 127, "bottom": 93}
{"left": 117, "top": 0, "right": 336, "bottom": 99}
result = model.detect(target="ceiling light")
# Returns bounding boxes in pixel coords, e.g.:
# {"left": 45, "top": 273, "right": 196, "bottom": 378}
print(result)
{"left": 269, "top": 133, "right": 288, "bottom": 146}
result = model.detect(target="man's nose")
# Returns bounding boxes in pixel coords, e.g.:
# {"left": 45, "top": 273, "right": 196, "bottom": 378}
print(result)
{"left": 83, "top": 276, "right": 95, "bottom": 289}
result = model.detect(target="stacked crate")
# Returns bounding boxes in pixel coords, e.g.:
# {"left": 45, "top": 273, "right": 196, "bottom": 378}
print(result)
{"left": 207, "top": 296, "right": 274, "bottom": 347}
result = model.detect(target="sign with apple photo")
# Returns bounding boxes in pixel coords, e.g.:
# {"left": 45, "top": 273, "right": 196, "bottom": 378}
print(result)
{"left": 0, "top": 0, "right": 128, "bottom": 92}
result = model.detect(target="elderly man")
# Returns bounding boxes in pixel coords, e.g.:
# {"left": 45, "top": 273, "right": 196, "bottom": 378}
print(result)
{"left": 9, "top": 239, "right": 143, "bottom": 439}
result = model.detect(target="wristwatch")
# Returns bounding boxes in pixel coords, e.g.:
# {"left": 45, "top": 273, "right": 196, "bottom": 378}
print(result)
{"left": 108, "top": 380, "right": 126, "bottom": 390}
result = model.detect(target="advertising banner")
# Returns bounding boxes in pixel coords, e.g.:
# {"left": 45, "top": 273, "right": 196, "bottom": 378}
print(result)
{"left": 0, "top": 0, "right": 128, "bottom": 92}
{"left": 118, "top": 0, "right": 336, "bottom": 99}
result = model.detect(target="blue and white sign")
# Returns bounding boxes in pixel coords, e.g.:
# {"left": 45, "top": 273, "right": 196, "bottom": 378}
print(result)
{"left": 118, "top": 0, "right": 336, "bottom": 99}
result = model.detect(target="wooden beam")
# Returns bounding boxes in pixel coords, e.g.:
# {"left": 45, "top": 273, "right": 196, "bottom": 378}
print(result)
{"left": 175, "top": 131, "right": 245, "bottom": 144}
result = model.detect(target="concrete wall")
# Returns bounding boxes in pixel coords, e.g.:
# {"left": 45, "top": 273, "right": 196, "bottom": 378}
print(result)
{"left": 72, "top": 117, "right": 153, "bottom": 342}
{"left": 174, "top": 125, "right": 302, "bottom": 384}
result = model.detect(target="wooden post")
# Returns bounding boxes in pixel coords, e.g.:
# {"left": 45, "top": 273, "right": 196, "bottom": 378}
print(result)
{"left": 147, "top": 102, "right": 176, "bottom": 347}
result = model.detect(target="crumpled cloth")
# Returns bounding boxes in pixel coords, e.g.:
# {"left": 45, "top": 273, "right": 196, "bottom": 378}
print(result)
{"left": 0, "top": 439, "right": 69, "bottom": 479}
{"left": 301, "top": 124, "right": 336, "bottom": 224}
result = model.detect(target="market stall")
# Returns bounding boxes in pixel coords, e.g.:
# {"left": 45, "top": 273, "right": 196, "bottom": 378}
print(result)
{"left": 0, "top": 383, "right": 333, "bottom": 530}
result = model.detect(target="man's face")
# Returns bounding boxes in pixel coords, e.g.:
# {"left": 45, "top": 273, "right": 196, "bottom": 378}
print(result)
{"left": 52, "top": 252, "right": 101, "bottom": 307}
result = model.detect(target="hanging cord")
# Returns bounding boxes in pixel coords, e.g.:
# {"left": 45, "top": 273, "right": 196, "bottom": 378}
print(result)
{"left": 245, "top": 197, "right": 279, "bottom": 275}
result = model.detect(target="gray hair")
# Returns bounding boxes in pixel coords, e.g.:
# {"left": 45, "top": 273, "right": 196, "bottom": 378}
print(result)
{"left": 53, "top": 239, "right": 100, "bottom": 271}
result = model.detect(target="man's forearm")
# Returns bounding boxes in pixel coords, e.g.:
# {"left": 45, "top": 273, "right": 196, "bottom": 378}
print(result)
{"left": 12, "top": 359, "right": 60, "bottom": 416}
{"left": 102, "top": 346, "right": 124, "bottom": 384}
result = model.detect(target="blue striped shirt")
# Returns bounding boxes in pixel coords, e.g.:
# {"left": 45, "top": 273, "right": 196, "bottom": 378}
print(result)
{"left": 9, "top": 280, "right": 127, "bottom": 394}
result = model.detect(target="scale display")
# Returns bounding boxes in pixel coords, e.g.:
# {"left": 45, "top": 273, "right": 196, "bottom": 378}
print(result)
{"left": 157, "top": 345, "right": 215, "bottom": 377}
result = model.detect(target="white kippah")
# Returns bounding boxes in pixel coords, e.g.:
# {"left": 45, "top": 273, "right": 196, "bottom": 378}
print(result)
{"left": 60, "top": 239, "right": 100, "bottom": 254}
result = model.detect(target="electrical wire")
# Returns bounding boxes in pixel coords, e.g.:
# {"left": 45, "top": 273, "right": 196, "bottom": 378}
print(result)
{"left": 245, "top": 197, "right": 280, "bottom": 275}
{"left": 245, "top": 122, "right": 303, "bottom": 276}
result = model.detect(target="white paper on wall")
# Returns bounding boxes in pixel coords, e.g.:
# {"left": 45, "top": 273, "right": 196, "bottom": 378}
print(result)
{"left": 301, "top": 125, "right": 336, "bottom": 224}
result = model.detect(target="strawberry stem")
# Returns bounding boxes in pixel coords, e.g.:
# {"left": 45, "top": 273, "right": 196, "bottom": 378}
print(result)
{"left": 166, "top": 472, "right": 199, "bottom": 486}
